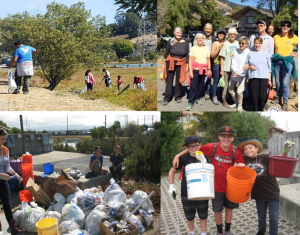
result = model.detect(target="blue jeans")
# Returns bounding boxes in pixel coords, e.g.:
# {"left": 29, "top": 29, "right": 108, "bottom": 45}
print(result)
{"left": 212, "top": 63, "right": 221, "bottom": 99}
{"left": 0, "top": 180, "right": 14, "bottom": 222}
{"left": 274, "top": 60, "right": 293, "bottom": 102}
{"left": 256, "top": 200, "right": 279, "bottom": 235}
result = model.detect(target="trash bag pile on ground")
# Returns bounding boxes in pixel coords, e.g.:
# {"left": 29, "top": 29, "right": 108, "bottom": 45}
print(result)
{"left": 14, "top": 179, "right": 154, "bottom": 235}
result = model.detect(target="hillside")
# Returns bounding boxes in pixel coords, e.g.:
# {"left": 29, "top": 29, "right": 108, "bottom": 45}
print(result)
{"left": 215, "top": 0, "right": 246, "bottom": 14}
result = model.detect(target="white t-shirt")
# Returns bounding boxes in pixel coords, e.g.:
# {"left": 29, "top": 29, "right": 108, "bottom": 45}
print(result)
{"left": 219, "top": 40, "right": 239, "bottom": 72}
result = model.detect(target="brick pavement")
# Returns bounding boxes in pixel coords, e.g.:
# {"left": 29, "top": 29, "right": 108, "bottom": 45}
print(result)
{"left": 161, "top": 173, "right": 300, "bottom": 235}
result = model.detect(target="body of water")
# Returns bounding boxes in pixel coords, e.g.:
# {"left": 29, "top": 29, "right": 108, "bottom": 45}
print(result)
{"left": 105, "top": 63, "right": 157, "bottom": 68}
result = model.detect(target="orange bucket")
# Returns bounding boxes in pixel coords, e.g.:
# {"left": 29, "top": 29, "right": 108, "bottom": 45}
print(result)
{"left": 22, "top": 154, "right": 32, "bottom": 164}
{"left": 19, "top": 190, "right": 33, "bottom": 203}
{"left": 226, "top": 166, "right": 256, "bottom": 203}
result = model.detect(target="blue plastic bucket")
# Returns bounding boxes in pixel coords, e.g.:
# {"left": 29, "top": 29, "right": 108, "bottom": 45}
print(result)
{"left": 43, "top": 163, "right": 54, "bottom": 174}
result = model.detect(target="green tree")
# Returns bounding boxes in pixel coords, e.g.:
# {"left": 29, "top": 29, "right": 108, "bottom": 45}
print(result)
{"left": 91, "top": 127, "right": 99, "bottom": 139}
{"left": 0, "top": 2, "right": 114, "bottom": 90}
{"left": 11, "top": 127, "right": 21, "bottom": 134}
{"left": 114, "top": 12, "right": 139, "bottom": 38}
{"left": 98, "top": 126, "right": 107, "bottom": 139}
{"left": 0, "top": 121, "right": 8, "bottom": 128}
{"left": 112, "top": 38, "right": 134, "bottom": 58}
{"left": 140, "top": 125, "right": 148, "bottom": 132}
{"left": 42, "top": 130, "right": 48, "bottom": 133}
{"left": 161, "top": 112, "right": 184, "bottom": 172}
{"left": 229, "top": 113, "right": 276, "bottom": 147}
{"left": 112, "top": 121, "right": 121, "bottom": 134}
{"left": 154, "top": 122, "right": 161, "bottom": 129}
{"left": 124, "top": 123, "right": 140, "bottom": 137}
{"left": 166, "top": 0, "right": 190, "bottom": 35}
{"left": 108, "top": 126, "right": 115, "bottom": 137}
{"left": 114, "top": 0, "right": 157, "bottom": 22}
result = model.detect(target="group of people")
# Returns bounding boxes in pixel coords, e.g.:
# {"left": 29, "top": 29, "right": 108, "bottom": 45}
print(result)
{"left": 169, "top": 127, "right": 295, "bottom": 235}
{"left": 163, "top": 20, "right": 298, "bottom": 111}
{"left": 88, "top": 145, "right": 124, "bottom": 181}
{"left": 85, "top": 69, "right": 144, "bottom": 91}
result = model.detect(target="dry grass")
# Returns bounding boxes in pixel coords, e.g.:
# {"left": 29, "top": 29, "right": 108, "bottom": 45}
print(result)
{"left": 0, "top": 66, "right": 157, "bottom": 111}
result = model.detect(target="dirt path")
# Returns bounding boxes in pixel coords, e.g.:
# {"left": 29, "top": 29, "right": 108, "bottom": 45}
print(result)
{"left": 0, "top": 77, "right": 131, "bottom": 111}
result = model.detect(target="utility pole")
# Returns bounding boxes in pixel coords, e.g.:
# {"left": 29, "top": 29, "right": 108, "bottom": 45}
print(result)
{"left": 152, "top": 115, "right": 153, "bottom": 128}
{"left": 144, "top": 115, "right": 146, "bottom": 131}
{"left": 105, "top": 115, "right": 107, "bottom": 133}
{"left": 67, "top": 115, "right": 68, "bottom": 135}
{"left": 20, "top": 115, "right": 26, "bottom": 154}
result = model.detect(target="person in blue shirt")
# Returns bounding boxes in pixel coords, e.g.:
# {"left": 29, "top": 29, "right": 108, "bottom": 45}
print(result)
{"left": 244, "top": 37, "right": 272, "bottom": 111}
{"left": 8, "top": 41, "right": 36, "bottom": 95}
{"left": 89, "top": 146, "right": 103, "bottom": 176}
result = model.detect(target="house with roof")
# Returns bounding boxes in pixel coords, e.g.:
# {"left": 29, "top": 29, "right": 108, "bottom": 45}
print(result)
{"left": 268, "top": 126, "right": 287, "bottom": 140}
{"left": 224, "top": 6, "right": 273, "bottom": 38}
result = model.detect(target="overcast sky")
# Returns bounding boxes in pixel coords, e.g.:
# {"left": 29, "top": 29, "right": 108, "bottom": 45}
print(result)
{"left": 261, "top": 112, "right": 300, "bottom": 132}
{"left": 0, "top": 0, "right": 119, "bottom": 24}
{"left": 0, "top": 111, "right": 160, "bottom": 131}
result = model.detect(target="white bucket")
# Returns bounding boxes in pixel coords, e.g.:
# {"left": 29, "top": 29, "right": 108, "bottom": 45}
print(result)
{"left": 185, "top": 163, "right": 215, "bottom": 200}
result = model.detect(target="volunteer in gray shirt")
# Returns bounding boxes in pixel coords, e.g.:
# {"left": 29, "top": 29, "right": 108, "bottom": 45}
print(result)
{"left": 0, "top": 127, "right": 24, "bottom": 234}
{"left": 8, "top": 41, "right": 36, "bottom": 95}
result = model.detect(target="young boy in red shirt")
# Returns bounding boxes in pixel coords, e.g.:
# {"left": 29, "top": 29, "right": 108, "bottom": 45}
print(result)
{"left": 133, "top": 75, "right": 143, "bottom": 89}
{"left": 173, "top": 127, "right": 245, "bottom": 235}
{"left": 116, "top": 75, "right": 122, "bottom": 91}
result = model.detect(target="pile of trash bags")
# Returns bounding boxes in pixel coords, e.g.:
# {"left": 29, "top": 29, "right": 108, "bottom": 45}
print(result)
{"left": 14, "top": 179, "right": 154, "bottom": 235}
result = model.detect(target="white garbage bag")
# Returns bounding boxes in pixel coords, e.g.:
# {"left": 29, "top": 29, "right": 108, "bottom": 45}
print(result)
{"left": 138, "top": 209, "right": 153, "bottom": 227}
{"left": 104, "top": 201, "right": 127, "bottom": 217}
{"left": 58, "top": 219, "right": 80, "bottom": 235}
{"left": 80, "top": 86, "right": 87, "bottom": 93}
{"left": 126, "top": 213, "right": 145, "bottom": 234}
{"left": 85, "top": 210, "right": 110, "bottom": 235}
{"left": 13, "top": 209, "right": 25, "bottom": 227}
{"left": 20, "top": 207, "right": 46, "bottom": 232}
{"left": 45, "top": 211, "right": 63, "bottom": 225}
{"left": 77, "top": 191, "right": 101, "bottom": 212}
{"left": 132, "top": 190, "right": 155, "bottom": 213}
{"left": 54, "top": 202, "right": 66, "bottom": 214}
{"left": 66, "top": 229, "right": 91, "bottom": 235}
{"left": 103, "top": 190, "right": 126, "bottom": 204}
{"left": 55, "top": 193, "right": 67, "bottom": 203}
{"left": 125, "top": 198, "right": 136, "bottom": 212}
{"left": 7, "top": 69, "right": 17, "bottom": 94}
{"left": 62, "top": 203, "right": 85, "bottom": 229}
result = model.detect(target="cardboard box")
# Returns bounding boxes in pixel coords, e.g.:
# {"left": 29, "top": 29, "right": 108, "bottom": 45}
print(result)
{"left": 100, "top": 219, "right": 138, "bottom": 235}
{"left": 26, "top": 177, "right": 52, "bottom": 206}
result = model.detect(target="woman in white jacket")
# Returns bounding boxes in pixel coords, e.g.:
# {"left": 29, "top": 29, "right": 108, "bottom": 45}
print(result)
{"left": 228, "top": 36, "right": 250, "bottom": 111}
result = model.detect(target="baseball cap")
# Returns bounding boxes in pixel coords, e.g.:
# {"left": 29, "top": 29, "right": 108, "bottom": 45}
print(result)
{"left": 183, "top": 135, "right": 201, "bottom": 146}
{"left": 218, "top": 126, "right": 235, "bottom": 137}
{"left": 237, "top": 139, "right": 263, "bottom": 154}
{"left": 256, "top": 20, "right": 266, "bottom": 26}
{"left": 217, "top": 28, "right": 226, "bottom": 34}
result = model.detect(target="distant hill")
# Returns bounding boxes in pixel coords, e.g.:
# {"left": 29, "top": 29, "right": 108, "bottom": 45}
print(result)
{"left": 215, "top": 0, "right": 247, "bottom": 14}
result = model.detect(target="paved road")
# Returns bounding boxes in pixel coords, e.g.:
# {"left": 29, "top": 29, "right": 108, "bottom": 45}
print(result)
{"left": 161, "top": 173, "right": 300, "bottom": 235}
{"left": 157, "top": 72, "right": 281, "bottom": 112}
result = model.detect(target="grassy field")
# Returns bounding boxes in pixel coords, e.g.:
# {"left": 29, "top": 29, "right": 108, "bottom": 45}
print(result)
{"left": 1, "top": 66, "right": 157, "bottom": 111}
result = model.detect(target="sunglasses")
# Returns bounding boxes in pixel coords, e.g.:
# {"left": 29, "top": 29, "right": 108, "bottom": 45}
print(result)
{"left": 0, "top": 128, "right": 7, "bottom": 134}
{"left": 239, "top": 42, "right": 246, "bottom": 45}
{"left": 256, "top": 25, "right": 265, "bottom": 28}
{"left": 281, "top": 24, "right": 291, "bottom": 28}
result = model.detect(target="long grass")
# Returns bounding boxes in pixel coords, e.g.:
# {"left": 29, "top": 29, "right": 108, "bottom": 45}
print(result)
{"left": 1, "top": 67, "right": 157, "bottom": 110}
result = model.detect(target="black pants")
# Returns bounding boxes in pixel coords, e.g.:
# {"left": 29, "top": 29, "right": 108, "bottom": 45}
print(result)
{"left": 87, "top": 83, "right": 93, "bottom": 91}
{"left": 0, "top": 180, "right": 13, "bottom": 222}
{"left": 248, "top": 78, "right": 269, "bottom": 111}
{"left": 189, "top": 70, "right": 205, "bottom": 104}
{"left": 109, "top": 165, "right": 122, "bottom": 178}
{"left": 164, "top": 61, "right": 182, "bottom": 101}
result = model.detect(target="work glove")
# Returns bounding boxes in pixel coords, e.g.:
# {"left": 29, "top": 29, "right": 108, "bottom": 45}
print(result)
{"left": 168, "top": 184, "right": 176, "bottom": 195}
{"left": 283, "top": 140, "right": 295, "bottom": 153}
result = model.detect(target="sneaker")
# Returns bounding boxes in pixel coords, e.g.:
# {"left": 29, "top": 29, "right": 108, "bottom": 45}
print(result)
{"left": 205, "top": 94, "right": 210, "bottom": 100}
{"left": 176, "top": 98, "right": 182, "bottom": 103}
{"left": 224, "top": 232, "right": 234, "bottom": 235}
{"left": 212, "top": 96, "right": 219, "bottom": 105}
{"left": 12, "top": 91, "right": 20, "bottom": 94}
{"left": 195, "top": 99, "right": 203, "bottom": 105}
{"left": 282, "top": 102, "right": 288, "bottom": 111}
{"left": 228, "top": 103, "right": 237, "bottom": 109}
{"left": 23, "top": 92, "right": 29, "bottom": 95}
{"left": 222, "top": 100, "right": 229, "bottom": 107}
{"left": 237, "top": 105, "right": 243, "bottom": 112}
{"left": 186, "top": 103, "right": 193, "bottom": 111}
{"left": 162, "top": 100, "right": 168, "bottom": 105}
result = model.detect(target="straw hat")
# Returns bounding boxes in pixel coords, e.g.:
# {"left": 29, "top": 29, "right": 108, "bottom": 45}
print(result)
{"left": 237, "top": 139, "right": 263, "bottom": 154}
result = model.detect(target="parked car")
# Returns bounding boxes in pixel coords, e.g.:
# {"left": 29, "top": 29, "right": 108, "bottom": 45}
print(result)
{"left": 182, "top": 34, "right": 191, "bottom": 42}
{"left": 160, "top": 34, "right": 172, "bottom": 42}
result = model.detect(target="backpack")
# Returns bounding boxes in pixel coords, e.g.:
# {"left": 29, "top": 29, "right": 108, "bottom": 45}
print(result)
{"left": 211, "top": 143, "right": 236, "bottom": 167}
{"left": 85, "top": 75, "right": 90, "bottom": 84}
